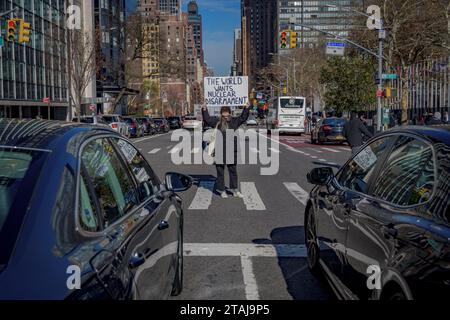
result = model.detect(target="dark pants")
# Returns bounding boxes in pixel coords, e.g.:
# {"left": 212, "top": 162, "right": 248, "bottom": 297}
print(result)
{"left": 215, "top": 164, "right": 238, "bottom": 192}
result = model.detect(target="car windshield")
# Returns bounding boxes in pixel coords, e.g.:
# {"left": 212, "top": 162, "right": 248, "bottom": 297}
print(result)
{"left": 323, "top": 118, "right": 347, "bottom": 126}
{"left": 280, "top": 98, "right": 304, "bottom": 109}
{"left": 0, "top": 148, "right": 47, "bottom": 264}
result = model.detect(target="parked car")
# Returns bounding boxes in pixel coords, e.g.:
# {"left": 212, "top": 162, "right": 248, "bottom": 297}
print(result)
{"left": 305, "top": 125, "right": 450, "bottom": 300}
{"left": 136, "top": 117, "right": 156, "bottom": 135}
{"left": 0, "top": 118, "right": 193, "bottom": 299}
{"left": 182, "top": 116, "right": 202, "bottom": 130}
{"left": 311, "top": 117, "right": 347, "bottom": 145}
{"left": 167, "top": 116, "right": 183, "bottom": 130}
{"left": 72, "top": 116, "right": 109, "bottom": 127}
{"left": 123, "top": 117, "right": 144, "bottom": 138}
{"left": 102, "top": 114, "right": 129, "bottom": 137}
{"left": 153, "top": 118, "right": 170, "bottom": 133}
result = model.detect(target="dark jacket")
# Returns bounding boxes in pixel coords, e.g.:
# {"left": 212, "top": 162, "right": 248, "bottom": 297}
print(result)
{"left": 344, "top": 117, "right": 373, "bottom": 148}
{"left": 202, "top": 107, "right": 249, "bottom": 164}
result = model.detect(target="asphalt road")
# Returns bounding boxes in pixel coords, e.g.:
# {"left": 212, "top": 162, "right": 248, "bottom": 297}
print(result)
{"left": 131, "top": 129, "right": 352, "bottom": 300}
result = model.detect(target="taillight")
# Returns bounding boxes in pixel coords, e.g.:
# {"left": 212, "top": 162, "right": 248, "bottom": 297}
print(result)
{"left": 111, "top": 123, "right": 118, "bottom": 129}
{"left": 322, "top": 125, "right": 332, "bottom": 131}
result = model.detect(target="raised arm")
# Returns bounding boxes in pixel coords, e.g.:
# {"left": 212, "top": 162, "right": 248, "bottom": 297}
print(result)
{"left": 237, "top": 104, "right": 250, "bottom": 126}
{"left": 202, "top": 106, "right": 219, "bottom": 127}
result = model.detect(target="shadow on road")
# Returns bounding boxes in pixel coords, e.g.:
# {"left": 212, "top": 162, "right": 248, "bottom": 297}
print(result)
{"left": 253, "top": 226, "right": 335, "bottom": 300}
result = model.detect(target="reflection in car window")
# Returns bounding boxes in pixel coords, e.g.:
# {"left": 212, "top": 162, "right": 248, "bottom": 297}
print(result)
{"left": 338, "top": 137, "right": 392, "bottom": 193}
{"left": 79, "top": 175, "right": 100, "bottom": 232}
{"left": 81, "top": 139, "right": 138, "bottom": 228}
{"left": 114, "top": 139, "right": 159, "bottom": 199}
{"left": 371, "top": 137, "right": 435, "bottom": 206}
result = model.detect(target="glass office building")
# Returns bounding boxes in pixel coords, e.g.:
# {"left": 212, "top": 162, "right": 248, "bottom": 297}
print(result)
{"left": 0, "top": 0, "right": 69, "bottom": 120}
{"left": 278, "top": 0, "right": 357, "bottom": 48}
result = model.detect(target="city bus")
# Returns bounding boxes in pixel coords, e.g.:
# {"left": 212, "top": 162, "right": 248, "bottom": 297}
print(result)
{"left": 266, "top": 96, "right": 307, "bottom": 134}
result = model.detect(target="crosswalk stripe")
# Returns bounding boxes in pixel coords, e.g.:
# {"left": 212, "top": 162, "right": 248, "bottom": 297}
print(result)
{"left": 310, "top": 148, "right": 323, "bottom": 153}
{"left": 241, "top": 182, "right": 266, "bottom": 211}
{"left": 169, "top": 147, "right": 180, "bottom": 154}
{"left": 188, "top": 181, "right": 215, "bottom": 210}
{"left": 319, "top": 159, "right": 327, "bottom": 162}
{"left": 284, "top": 182, "right": 309, "bottom": 206}
{"left": 310, "top": 156, "right": 318, "bottom": 159}
{"left": 320, "top": 147, "right": 341, "bottom": 153}
{"left": 338, "top": 147, "right": 350, "bottom": 152}
{"left": 148, "top": 148, "right": 161, "bottom": 154}
{"left": 269, "top": 147, "right": 280, "bottom": 154}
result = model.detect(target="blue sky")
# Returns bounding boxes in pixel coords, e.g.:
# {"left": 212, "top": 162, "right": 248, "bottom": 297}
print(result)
{"left": 126, "top": 0, "right": 240, "bottom": 76}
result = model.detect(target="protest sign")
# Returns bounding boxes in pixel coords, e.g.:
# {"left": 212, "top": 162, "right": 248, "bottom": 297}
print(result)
{"left": 204, "top": 76, "right": 249, "bottom": 107}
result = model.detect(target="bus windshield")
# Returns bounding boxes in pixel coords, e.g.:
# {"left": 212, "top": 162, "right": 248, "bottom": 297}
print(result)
{"left": 280, "top": 98, "right": 305, "bottom": 109}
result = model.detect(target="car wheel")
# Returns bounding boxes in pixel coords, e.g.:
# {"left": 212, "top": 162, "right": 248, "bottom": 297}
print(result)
{"left": 171, "top": 226, "right": 183, "bottom": 296}
{"left": 306, "top": 206, "right": 321, "bottom": 275}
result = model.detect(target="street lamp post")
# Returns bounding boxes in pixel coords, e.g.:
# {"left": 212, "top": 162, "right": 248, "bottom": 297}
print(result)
{"left": 325, "top": 4, "right": 385, "bottom": 132}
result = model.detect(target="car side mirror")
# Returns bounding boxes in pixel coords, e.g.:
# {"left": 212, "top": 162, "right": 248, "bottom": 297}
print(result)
{"left": 165, "top": 172, "right": 193, "bottom": 192}
{"left": 307, "top": 167, "right": 334, "bottom": 185}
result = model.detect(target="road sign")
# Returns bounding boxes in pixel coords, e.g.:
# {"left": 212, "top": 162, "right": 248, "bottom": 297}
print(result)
{"left": 382, "top": 73, "right": 398, "bottom": 80}
{"left": 326, "top": 40, "right": 346, "bottom": 56}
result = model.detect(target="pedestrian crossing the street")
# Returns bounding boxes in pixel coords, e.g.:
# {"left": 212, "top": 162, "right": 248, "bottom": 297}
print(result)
{"left": 187, "top": 180, "right": 310, "bottom": 212}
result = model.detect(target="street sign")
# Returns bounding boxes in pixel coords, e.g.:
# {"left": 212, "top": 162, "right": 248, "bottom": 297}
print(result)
{"left": 382, "top": 74, "right": 398, "bottom": 80}
{"left": 326, "top": 40, "right": 346, "bottom": 56}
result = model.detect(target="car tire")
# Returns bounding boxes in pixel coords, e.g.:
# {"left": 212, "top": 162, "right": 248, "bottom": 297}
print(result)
{"left": 171, "top": 226, "right": 183, "bottom": 296}
{"left": 305, "top": 206, "right": 321, "bottom": 276}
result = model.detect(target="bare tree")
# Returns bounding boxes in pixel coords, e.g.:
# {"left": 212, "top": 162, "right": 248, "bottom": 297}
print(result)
{"left": 68, "top": 29, "right": 99, "bottom": 120}
{"left": 351, "top": 0, "right": 449, "bottom": 124}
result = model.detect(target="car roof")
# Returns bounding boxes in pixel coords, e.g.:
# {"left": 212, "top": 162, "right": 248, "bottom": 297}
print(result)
{"left": 383, "top": 125, "right": 450, "bottom": 145}
{"left": 0, "top": 118, "right": 113, "bottom": 151}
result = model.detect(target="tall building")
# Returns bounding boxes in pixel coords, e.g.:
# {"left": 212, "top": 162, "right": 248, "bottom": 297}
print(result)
{"left": 241, "top": 0, "right": 277, "bottom": 87}
{"left": 231, "top": 29, "right": 243, "bottom": 76}
{"left": 159, "top": 0, "right": 180, "bottom": 15}
{"left": 278, "top": 0, "right": 355, "bottom": 48}
{"left": 0, "top": 0, "right": 69, "bottom": 120}
{"left": 187, "top": 1, "right": 203, "bottom": 65}
{"left": 94, "top": 0, "right": 127, "bottom": 114}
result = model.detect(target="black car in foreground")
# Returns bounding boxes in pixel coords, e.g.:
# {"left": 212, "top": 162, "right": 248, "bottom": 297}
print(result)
{"left": 305, "top": 125, "right": 450, "bottom": 300}
{"left": 311, "top": 117, "right": 347, "bottom": 145}
{"left": 0, "top": 119, "right": 193, "bottom": 299}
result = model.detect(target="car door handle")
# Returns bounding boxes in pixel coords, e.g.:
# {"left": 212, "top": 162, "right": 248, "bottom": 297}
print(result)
{"left": 158, "top": 220, "right": 169, "bottom": 231}
{"left": 129, "top": 253, "right": 146, "bottom": 269}
{"left": 381, "top": 224, "right": 398, "bottom": 239}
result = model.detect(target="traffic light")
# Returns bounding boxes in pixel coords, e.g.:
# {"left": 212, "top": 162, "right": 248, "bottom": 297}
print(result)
{"left": 290, "top": 32, "right": 297, "bottom": 48}
{"left": 19, "top": 19, "right": 31, "bottom": 43}
{"left": 7, "top": 19, "right": 17, "bottom": 42}
{"left": 280, "top": 31, "right": 288, "bottom": 49}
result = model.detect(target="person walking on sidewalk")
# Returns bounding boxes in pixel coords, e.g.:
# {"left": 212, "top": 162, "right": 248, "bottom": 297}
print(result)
{"left": 344, "top": 111, "right": 374, "bottom": 155}
{"left": 202, "top": 104, "right": 249, "bottom": 198}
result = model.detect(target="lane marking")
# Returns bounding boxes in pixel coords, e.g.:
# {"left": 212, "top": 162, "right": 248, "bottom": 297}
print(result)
{"left": 188, "top": 181, "right": 215, "bottom": 210}
{"left": 310, "top": 156, "right": 318, "bottom": 159}
{"left": 133, "top": 133, "right": 170, "bottom": 143}
{"left": 338, "top": 147, "right": 350, "bottom": 152}
{"left": 148, "top": 148, "right": 161, "bottom": 154}
{"left": 320, "top": 147, "right": 341, "bottom": 153}
{"left": 241, "top": 256, "right": 259, "bottom": 300}
{"left": 284, "top": 182, "right": 309, "bottom": 206}
{"left": 183, "top": 243, "right": 307, "bottom": 258}
{"left": 169, "top": 147, "right": 180, "bottom": 154}
{"left": 241, "top": 182, "right": 266, "bottom": 211}
{"left": 310, "top": 149, "right": 323, "bottom": 153}
{"left": 319, "top": 159, "right": 327, "bottom": 162}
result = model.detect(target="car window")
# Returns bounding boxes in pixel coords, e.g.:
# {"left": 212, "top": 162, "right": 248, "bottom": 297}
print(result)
{"left": 79, "top": 174, "right": 100, "bottom": 232}
{"left": 338, "top": 137, "right": 393, "bottom": 194}
{"left": 114, "top": 139, "right": 160, "bottom": 199}
{"left": 370, "top": 136, "right": 435, "bottom": 206}
{"left": 81, "top": 138, "right": 139, "bottom": 228}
